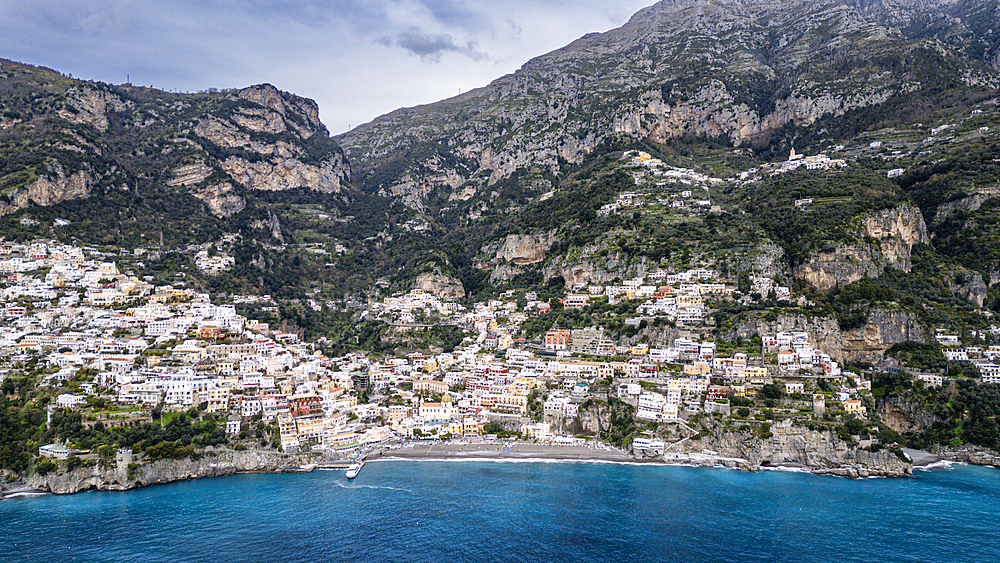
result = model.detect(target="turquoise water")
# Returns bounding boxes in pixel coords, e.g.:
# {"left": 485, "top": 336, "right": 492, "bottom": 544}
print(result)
{"left": 2, "top": 461, "right": 997, "bottom": 562}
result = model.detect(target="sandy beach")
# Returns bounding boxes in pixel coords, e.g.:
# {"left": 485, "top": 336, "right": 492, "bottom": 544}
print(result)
{"left": 368, "top": 441, "right": 646, "bottom": 464}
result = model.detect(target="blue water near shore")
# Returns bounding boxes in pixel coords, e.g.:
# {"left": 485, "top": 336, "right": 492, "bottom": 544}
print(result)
{"left": 2, "top": 461, "right": 997, "bottom": 563}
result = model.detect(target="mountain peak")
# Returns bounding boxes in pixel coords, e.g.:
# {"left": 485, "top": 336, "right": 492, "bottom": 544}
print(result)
{"left": 337, "top": 0, "right": 999, "bottom": 212}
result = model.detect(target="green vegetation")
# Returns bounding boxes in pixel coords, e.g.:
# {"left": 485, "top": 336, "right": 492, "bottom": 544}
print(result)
{"left": 0, "top": 374, "right": 276, "bottom": 475}
{"left": 599, "top": 398, "right": 638, "bottom": 448}
{"left": 739, "top": 165, "right": 909, "bottom": 267}
{"left": 874, "top": 372, "right": 1000, "bottom": 450}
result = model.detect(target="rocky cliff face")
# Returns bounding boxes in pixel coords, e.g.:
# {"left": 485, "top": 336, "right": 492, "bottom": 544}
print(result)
{"left": 186, "top": 86, "right": 349, "bottom": 194}
{"left": 841, "top": 307, "right": 931, "bottom": 363}
{"left": 57, "top": 85, "right": 132, "bottom": 132}
{"left": 493, "top": 231, "right": 560, "bottom": 266}
{"left": 220, "top": 154, "right": 347, "bottom": 193}
{"left": 338, "top": 0, "right": 1000, "bottom": 210}
{"left": 413, "top": 271, "right": 466, "bottom": 300}
{"left": 948, "top": 272, "right": 988, "bottom": 308}
{"left": 192, "top": 182, "right": 246, "bottom": 218}
{"left": 680, "top": 420, "right": 912, "bottom": 477}
{"left": 878, "top": 396, "right": 942, "bottom": 434}
{"left": 728, "top": 312, "right": 845, "bottom": 360}
{"left": 9, "top": 449, "right": 319, "bottom": 495}
{"left": 727, "top": 307, "right": 929, "bottom": 363}
{"left": 0, "top": 63, "right": 350, "bottom": 219}
{"left": 795, "top": 205, "right": 931, "bottom": 290}
{"left": 929, "top": 444, "right": 1000, "bottom": 467}
{"left": 619, "top": 323, "right": 682, "bottom": 349}
{"left": 542, "top": 252, "right": 653, "bottom": 289}
{"left": 551, "top": 401, "right": 614, "bottom": 437}
{"left": 0, "top": 162, "right": 93, "bottom": 216}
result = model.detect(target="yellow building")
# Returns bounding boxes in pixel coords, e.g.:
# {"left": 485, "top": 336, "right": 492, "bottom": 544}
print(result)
{"left": 683, "top": 361, "right": 711, "bottom": 376}
{"left": 844, "top": 399, "right": 867, "bottom": 417}
{"left": 206, "top": 387, "right": 230, "bottom": 413}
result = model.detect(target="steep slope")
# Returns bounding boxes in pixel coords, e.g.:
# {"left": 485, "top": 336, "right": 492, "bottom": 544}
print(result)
{"left": 337, "top": 0, "right": 1000, "bottom": 212}
{"left": 0, "top": 59, "right": 350, "bottom": 245}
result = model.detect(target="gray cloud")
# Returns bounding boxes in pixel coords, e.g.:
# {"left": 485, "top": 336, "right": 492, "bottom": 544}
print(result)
{"left": 380, "top": 27, "right": 490, "bottom": 62}
{"left": 0, "top": 0, "right": 656, "bottom": 132}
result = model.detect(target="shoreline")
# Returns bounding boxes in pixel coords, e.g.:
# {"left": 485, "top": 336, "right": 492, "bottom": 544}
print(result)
{"left": 366, "top": 442, "right": 906, "bottom": 477}
{"left": 369, "top": 442, "right": 642, "bottom": 464}
{"left": 3, "top": 444, "right": 997, "bottom": 499}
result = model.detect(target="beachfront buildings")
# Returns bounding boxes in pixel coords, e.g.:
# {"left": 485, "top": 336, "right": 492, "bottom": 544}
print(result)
{"left": 0, "top": 236, "right": 944, "bottom": 459}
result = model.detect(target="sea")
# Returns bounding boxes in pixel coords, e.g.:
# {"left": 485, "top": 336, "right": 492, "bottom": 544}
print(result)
{"left": 2, "top": 460, "right": 997, "bottom": 563}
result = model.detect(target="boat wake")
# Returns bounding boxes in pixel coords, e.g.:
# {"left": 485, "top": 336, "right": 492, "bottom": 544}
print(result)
{"left": 333, "top": 481, "right": 414, "bottom": 494}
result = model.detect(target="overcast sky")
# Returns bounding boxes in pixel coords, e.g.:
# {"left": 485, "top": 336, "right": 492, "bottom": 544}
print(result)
{"left": 0, "top": 1, "right": 655, "bottom": 134}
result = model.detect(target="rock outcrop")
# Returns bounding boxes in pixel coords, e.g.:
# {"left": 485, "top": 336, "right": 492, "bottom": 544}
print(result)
{"left": 493, "top": 231, "right": 559, "bottom": 265}
{"left": 0, "top": 162, "right": 93, "bottom": 216}
{"left": 553, "top": 401, "right": 908, "bottom": 477}
{"left": 678, "top": 420, "right": 912, "bottom": 478}
{"left": 726, "top": 307, "right": 930, "bottom": 363}
{"left": 929, "top": 444, "right": 1000, "bottom": 467}
{"left": 795, "top": 205, "right": 930, "bottom": 290}
{"left": 542, "top": 253, "right": 652, "bottom": 289}
{"left": 0, "top": 65, "right": 350, "bottom": 218}
{"left": 727, "top": 312, "right": 844, "bottom": 360}
{"left": 57, "top": 85, "right": 132, "bottom": 132}
{"left": 614, "top": 81, "right": 894, "bottom": 147}
{"left": 413, "top": 272, "right": 466, "bottom": 300}
{"left": 841, "top": 307, "right": 931, "bottom": 363}
{"left": 619, "top": 323, "right": 682, "bottom": 349}
{"left": 192, "top": 182, "right": 246, "bottom": 218}
{"left": 6, "top": 449, "right": 320, "bottom": 496}
{"left": 878, "top": 397, "right": 942, "bottom": 434}
{"left": 221, "top": 155, "right": 347, "bottom": 193}
{"left": 167, "top": 162, "right": 214, "bottom": 187}
{"left": 188, "top": 85, "right": 350, "bottom": 194}
{"left": 551, "top": 399, "right": 623, "bottom": 437}
{"left": 948, "top": 272, "right": 988, "bottom": 308}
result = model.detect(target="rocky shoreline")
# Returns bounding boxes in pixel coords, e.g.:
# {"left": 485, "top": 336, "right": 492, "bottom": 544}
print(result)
{"left": 926, "top": 445, "right": 1000, "bottom": 468}
{"left": 651, "top": 420, "right": 915, "bottom": 478}
{"left": 0, "top": 448, "right": 336, "bottom": 498}
{"left": 4, "top": 440, "right": 998, "bottom": 498}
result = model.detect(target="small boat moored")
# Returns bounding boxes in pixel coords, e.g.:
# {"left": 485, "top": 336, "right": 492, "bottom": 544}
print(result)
{"left": 345, "top": 461, "right": 364, "bottom": 479}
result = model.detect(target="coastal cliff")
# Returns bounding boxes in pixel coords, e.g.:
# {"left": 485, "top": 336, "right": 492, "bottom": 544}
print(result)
{"left": 568, "top": 401, "right": 910, "bottom": 478}
{"left": 2, "top": 449, "right": 321, "bottom": 496}
{"left": 676, "top": 423, "right": 912, "bottom": 478}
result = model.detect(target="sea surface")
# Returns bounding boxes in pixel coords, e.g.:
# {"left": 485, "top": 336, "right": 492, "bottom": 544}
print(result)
{"left": 2, "top": 460, "right": 997, "bottom": 563}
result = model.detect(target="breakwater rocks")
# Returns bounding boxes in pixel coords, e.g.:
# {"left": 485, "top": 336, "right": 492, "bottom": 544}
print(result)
{"left": 2, "top": 448, "right": 323, "bottom": 497}
{"left": 673, "top": 423, "right": 912, "bottom": 478}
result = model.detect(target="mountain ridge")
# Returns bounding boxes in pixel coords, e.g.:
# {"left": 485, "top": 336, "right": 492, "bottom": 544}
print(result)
{"left": 337, "top": 0, "right": 1000, "bottom": 213}
{"left": 0, "top": 58, "right": 351, "bottom": 246}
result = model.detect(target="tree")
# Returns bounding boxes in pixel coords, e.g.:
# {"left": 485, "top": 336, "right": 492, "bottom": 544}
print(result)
{"left": 738, "top": 272, "right": 751, "bottom": 294}
{"left": 844, "top": 417, "right": 865, "bottom": 435}
{"left": 759, "top": 383, "right": 785, "bottom": 400}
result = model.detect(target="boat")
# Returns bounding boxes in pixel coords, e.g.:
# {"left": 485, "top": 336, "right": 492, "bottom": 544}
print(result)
{"left": 345, "top": 461, "right": 364, "bottom": 479}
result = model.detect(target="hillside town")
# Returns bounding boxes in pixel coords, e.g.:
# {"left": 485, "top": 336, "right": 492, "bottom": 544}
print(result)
{"left": 6, "top": 237, "right": 1000, "bottom": 466}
